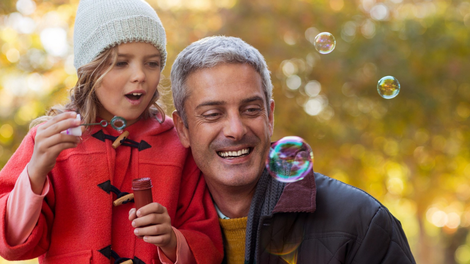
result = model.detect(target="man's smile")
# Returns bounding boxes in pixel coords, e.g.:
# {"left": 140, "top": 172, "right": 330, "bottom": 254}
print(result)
{"left": 217, "top": 148, "right": 252, "bottom": 158}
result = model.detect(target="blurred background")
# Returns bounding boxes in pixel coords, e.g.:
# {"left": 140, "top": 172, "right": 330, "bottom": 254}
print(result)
{"left": 0, "top": 0, "right": 469, "bottom": 263}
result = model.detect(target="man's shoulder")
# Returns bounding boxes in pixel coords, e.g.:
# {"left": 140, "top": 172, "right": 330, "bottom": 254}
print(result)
{"left": 315, "top": 172, "right": 382, "bottom": 203}
{"left": 313, "top": 172, "right": 389, "bottom": 219}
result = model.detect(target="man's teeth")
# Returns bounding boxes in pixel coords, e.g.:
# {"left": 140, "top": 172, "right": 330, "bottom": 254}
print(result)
{"left": 218, "top": 148, "right": 249, "bottom": 158}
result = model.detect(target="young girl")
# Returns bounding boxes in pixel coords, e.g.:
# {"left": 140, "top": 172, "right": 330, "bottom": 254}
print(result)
{"left": 0, "top": 0, "right": 223, "bottom": 263}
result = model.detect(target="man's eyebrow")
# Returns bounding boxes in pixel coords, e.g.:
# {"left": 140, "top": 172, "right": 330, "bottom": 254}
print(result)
{"left": 195, "top": 100, "right": 226, "bottom": 110}
{"left": 241, "top": 96, "right": 264, "bottom": 104}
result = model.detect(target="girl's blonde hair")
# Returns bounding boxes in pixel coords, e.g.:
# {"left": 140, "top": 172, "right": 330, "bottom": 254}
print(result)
{"left": 30, "top": 46, "right": 166, "bottom": 129}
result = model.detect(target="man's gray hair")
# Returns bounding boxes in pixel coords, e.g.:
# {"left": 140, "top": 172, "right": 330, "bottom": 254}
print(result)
{"left": 170, "top": 36, "right": 273, "bottom": 127}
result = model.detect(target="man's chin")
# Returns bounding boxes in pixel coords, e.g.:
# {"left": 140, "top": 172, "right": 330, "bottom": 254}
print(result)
{"left": 220, "top": 170, "right": 263, "bottom": 187}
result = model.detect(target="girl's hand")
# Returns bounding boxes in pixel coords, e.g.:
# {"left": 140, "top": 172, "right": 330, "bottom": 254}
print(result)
{"left": 129, "top": 203, "right": 177, "bottom": 261}
{"left": 28, "top": 112, "right": 81, "bottom": 194}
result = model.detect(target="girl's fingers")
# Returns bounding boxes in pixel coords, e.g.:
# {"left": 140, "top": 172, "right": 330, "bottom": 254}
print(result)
{"left": 132, "top": 203, "right": 170, "bottom": 228}
{"left": 28, "top": 112, "right": 81, "bottom": 184}
{"left": 46, "top": 142, "right": 79, "bottom": 156}
{"left": 38, "top": 112, "right": 76, "bottom": 130}
{"left": 134, "top": 223, "right": 172, "bottom": 238}
{"left": 131, "top": 206, "right": 173, "bottom": 246}
{"left": 133, "top": 212, "right": 168, "bottom": 228}
{"left": 43, "top": 118, "right": 81, "bottom": 137}
{"left": 136, "top": 203, "right": 166, "bottom": 217}
{"left": 129, "top": 208, "right": 137, "bottom": 221}
{"left": 38, "top": 112, "right": 80, "bottom": 138}
{"left": 142, "top": 233, "right": 172, "bottom": 247}
{"left": 33, "top": 141, "right": 79, "bottom": 166}
{"left": 35, "top": 133, "right": 80, "bottom": 153}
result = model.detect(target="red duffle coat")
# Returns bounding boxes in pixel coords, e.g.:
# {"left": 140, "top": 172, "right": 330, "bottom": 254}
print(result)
{"left": 0, "top": 117, "right": 223, "bottom": 264}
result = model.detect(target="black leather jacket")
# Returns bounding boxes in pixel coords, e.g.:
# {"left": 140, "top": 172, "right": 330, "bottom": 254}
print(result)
{"left": 237, "top": 170, "right": 416, "bottom": 264}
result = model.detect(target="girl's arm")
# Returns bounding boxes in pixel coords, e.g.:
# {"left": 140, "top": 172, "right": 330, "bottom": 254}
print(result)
{"left": 0, "top": 112, "right": 79, "bottom": 260}
{"left": 157, "top": 227, "right": 195, "bottom": 263}
{"left": 6, "top": 166, "right": 50, "bottom": 246}
{"left": 0, "top": 128, "right": 54, "bottom": 260}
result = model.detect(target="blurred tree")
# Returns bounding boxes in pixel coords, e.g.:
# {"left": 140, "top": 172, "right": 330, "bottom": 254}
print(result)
{"left": 1, "top": 0, "right": 470, "bottom": 263}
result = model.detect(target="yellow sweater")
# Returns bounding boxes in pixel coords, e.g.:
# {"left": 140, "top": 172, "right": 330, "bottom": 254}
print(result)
{"left": 219, "top": 217, "right": 248, "bottom": 264}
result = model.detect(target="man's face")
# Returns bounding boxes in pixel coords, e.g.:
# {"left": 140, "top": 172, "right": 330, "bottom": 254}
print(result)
{"left": 174, "top": 63, "right": 274, "bottom": 192}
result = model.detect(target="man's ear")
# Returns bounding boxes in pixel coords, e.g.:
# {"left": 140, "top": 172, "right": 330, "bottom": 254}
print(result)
{"left": 172, "top": 110, "right": 191, "bottom": 148}
{"left": 268, "top": 99, "right": 275, "bottom": 137}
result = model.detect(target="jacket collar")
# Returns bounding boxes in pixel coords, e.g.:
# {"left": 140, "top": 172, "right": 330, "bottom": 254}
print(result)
{"left": 272, "top": 169, "right": 317, "bottom": 214}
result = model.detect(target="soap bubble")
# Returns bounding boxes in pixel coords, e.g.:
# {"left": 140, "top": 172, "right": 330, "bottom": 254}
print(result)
{"left": 266, "top": 136, "right": 314, "bottom": 183}
{"left": 314, "top": 32, "right": 336, "bottom": 54}
{"left": 377, "top": 76, "right": 400, "bottom": 99}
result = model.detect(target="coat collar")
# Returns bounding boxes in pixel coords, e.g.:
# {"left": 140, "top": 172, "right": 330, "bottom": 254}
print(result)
{"left": 272, "top": 169, "right": 317, "bottom": 214}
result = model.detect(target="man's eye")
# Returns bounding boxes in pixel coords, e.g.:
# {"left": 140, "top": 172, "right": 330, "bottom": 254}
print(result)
{"left": 201, "top": 112, "right": 222, "bottom": 120}
{"left": 244, "top": 107, "right": 262, "bottom": 116}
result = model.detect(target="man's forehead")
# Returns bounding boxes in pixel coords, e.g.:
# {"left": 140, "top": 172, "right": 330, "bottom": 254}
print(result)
{"left": 185, "top": 63, "right": 261, "bottom": 85}
{"left": 184, "top": 64, "right": 265, "bottom": 107}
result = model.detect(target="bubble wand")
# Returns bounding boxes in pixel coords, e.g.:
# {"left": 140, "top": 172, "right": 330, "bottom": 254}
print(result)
{"left": 64, "top": 115, "right": 129, "bottom": 148}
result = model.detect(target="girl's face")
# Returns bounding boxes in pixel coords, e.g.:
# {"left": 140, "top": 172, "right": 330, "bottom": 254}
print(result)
{"left": 95, "top": 42, "right": 161, "bottom": 125}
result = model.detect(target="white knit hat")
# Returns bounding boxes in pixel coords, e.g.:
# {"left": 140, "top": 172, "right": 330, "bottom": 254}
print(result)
{"left": 73, "top": 0, "right": 167, "bottom": 70}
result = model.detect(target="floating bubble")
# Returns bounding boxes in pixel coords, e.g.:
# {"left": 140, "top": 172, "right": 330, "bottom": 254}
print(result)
{"left": 377, "top": 76, "right": 400, "bottom": 99}
{"left": 266, "top": 136, "right": 314, "bottom": 183}
{"left": 314, "top": 32, "right": 336, "bottom": 54}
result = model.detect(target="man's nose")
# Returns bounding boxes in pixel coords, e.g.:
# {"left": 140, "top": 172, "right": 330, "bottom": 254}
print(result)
{"left": 223, "top": 113, "right": 246, "bottom": 140}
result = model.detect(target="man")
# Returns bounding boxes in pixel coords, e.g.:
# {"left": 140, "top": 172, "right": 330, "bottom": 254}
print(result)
{"left": 170, "top": 36, "right": 416, "bottom": 263}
